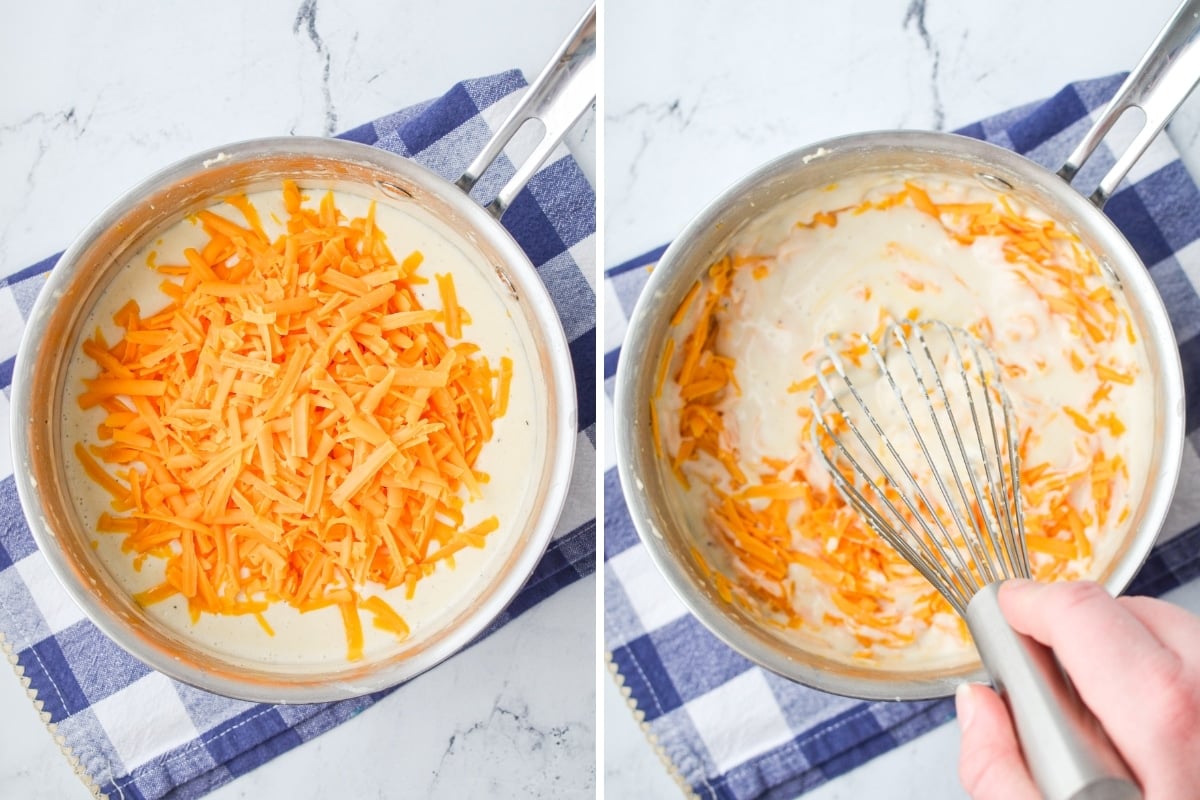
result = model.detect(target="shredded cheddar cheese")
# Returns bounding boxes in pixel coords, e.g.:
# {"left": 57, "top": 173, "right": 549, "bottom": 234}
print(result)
{"left": 77, "top": 182, "right": 512, "bottom": 661}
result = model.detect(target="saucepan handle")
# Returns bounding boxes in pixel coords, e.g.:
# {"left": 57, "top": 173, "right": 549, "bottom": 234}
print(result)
{"left": 965, "top": 584, "right": 1141, "bottom": 800}
{"left": 455, "top": 3, "right": 596, "bottom": 219}
{"left": 1057, "top": 0, "right": 1200, "bottom": 209}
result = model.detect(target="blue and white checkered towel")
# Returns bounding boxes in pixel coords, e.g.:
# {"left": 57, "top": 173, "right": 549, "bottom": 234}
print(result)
{"left": 603, "top": 73, "right": 1200, "bottom": 800}
{"left": 0, "top": 70, "right": 595, "bottom": 800}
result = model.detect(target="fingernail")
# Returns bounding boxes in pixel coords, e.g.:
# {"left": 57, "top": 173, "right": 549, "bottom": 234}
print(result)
{"left": 998, "top": 578, "right": 1036, "bottom": 602}
{"left": 955, "top": 683, "right": 976, "bottom": 732}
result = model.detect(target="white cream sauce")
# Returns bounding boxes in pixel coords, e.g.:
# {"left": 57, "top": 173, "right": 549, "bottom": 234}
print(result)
{"left": 663, "top": 172, "right": 1154, "bottom": 666}
{"left": 61, "top": 187, "right": 544, "bottom": 666}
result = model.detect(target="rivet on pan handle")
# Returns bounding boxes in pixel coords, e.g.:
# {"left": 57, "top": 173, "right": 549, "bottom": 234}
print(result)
{"left": 455, "top": 3, "right": 596, "bottom": 219}
{"left": 1057, "top": 0, "right": 1200, "bottom": 209}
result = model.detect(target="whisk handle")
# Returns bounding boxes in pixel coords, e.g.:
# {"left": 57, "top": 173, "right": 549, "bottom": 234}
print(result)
{"left": 965, "top": 583, "right": 1141, "bottom": 800}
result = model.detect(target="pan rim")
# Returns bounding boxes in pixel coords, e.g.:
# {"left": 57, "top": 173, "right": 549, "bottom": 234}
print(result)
{"left": 614, "top": 129, "right": 1184, "bottom": 701}
{"left": 10, "top": 135, "right": 579, "bottom": 703}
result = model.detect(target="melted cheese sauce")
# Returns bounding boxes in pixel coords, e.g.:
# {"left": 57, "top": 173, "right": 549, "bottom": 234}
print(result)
{"left": 661, "top": 172, "right": 1153, "bottom": 667}
{"left": 61, "top": 188, "right": 543, "bottom": 666}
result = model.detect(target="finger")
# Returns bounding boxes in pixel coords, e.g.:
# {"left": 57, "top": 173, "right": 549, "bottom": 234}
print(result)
{"left": 956, "top": 682, "right": 1038, "bottom": 800}
{"left": 1114, "top": 594, "right": 1200, "bottom": 799}
{"left": 1118, "top": 595, "right": 1200, "bottom": 659}
{"left": 998, "top": 580, "right": 1184, "bottom": 772}
{"left": 998, "top": 580, "right": 1175, "bottom": 695}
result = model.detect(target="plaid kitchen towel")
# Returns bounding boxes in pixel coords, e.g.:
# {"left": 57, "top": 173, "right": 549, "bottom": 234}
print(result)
{"left": 604, "top": 72, "right": 1200, "bottom": 800}
{"left": 0, "top": 69, "right": 596, "bottom": 799}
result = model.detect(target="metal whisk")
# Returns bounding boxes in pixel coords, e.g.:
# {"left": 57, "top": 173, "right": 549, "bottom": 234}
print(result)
{"left": 811, "top": 319, "right": 1139, "bottom": 800}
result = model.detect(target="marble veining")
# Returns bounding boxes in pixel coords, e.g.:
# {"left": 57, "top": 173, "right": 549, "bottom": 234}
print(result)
{"left": 429, "top": 694, "right": 594, "bottom": 798}
{"left": 903, "top": 0, "right": 945, "bottom": 130}
{"left": 292, "top": 0, "right": 338, "bottom": 136}
{"left": 607, "top": 93, "right": 706, "bottom": 188}
{"left": 0, "top": 104, "right": 93, "bottom": 265}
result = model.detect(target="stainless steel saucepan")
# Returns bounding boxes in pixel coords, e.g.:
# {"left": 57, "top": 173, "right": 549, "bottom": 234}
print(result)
{"left": 11, "top": 5, "right": 594, "bottom": 703}
{"left": 616, "top": 1, "right": 1196, "bottom": 701}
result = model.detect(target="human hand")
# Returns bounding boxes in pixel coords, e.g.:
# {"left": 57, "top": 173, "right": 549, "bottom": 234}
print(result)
{"left": 956, "top": 579, "right": 1200, "bottom": 799}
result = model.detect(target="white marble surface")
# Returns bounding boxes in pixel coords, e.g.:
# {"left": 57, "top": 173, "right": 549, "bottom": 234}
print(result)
{"left": 0, "top": 1, "right": 595, "bottom": 798}
{"left": 603, "top": 0, "right": 1200, "bottom": 798}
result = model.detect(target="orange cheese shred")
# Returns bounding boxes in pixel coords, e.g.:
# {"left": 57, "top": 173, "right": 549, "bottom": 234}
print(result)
{"left": 436, "top": 272, "right": 462, "bottom": 340}
{"left": 360, "top": 595, "right": 411, "bottom": 639}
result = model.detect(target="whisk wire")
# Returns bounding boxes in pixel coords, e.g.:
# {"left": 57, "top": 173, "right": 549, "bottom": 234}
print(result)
{"left": 811, "top": 320, "right": 1030, "bottom": 617}
{"left": 810, "top": 410, "right": 972, "bottom": 612}
{"left": 882, "top": 324, "right": 998, "bottom": 590}
{"left": 813, "top": 333, "right": 955, "bottom": 554}
{"left": 907, "top": 322, "right": 1028, "bottom": 586}
{"left": 961, "top": 330, "right": 1030, "bottom": 580}
{"left": 813, "top": 333, "right": 969, "bottom": 612}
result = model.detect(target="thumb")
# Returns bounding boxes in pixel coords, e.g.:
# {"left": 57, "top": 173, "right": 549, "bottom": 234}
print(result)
{"left": 956, "top": 682, "right": 1038, "bottom": 800}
